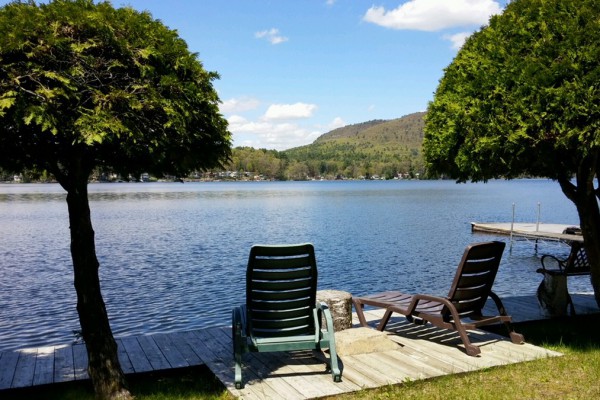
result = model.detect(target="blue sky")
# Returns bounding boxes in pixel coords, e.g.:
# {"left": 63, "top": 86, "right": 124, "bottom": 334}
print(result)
{"left": 4, "top": 0, "right": 509, "bottom": 150}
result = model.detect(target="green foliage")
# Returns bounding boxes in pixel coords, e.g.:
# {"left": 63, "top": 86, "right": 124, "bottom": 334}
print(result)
{"left": 227, "top": 146, "right": 285, "bottom": 179}
{"left": 218, "top": 113, "right": 426, "bottom": 181}
{"left": 424, "top": 0, "right": 600, "bottom": 183}
{"left": 0, "top": 0, "right": 231, "bottom": 180}
{"left": 423, "top": 0, "right": 600, "bottom": 306}
{"left": 0, "top": 3, "right": 230, "bottom": 397}
{"left": 283, "top": 112, "right": 426, "bottom": 179}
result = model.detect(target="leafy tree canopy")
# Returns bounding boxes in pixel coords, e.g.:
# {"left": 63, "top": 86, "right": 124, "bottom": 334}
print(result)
{"left": 423, "top": 0, "right": 600, "bottom": 307}
{"left": 424, "top": 0, "right": 600, "bottom": 183}
{"left": 0, "top": 2, "right": 231, "bottom": 398}
{"left": 0, "top": 0, "right": 231, "bottom": 182}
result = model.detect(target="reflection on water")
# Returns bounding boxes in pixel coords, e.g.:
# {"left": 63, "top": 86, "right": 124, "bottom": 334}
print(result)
{"left": 0, "top": 179, "right": 588, "bottom": 351}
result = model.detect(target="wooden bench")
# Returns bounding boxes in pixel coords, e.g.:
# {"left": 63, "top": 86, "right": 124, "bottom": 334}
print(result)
{"left": 536, "top": 242, "right": 590, "bottom": 315}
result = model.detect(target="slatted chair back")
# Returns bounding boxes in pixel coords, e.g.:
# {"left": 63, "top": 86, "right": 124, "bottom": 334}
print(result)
{"left": 563, "top": 242, "right": 590, "bottom": 275}
{"left": 539, "top": 241, "right": 590, "bottom": 276}
{"left": 246, "top": 243, "right": 318, "bottom": 339}
{"left": 445, "top": 241, "right": 506, "bottom": 319}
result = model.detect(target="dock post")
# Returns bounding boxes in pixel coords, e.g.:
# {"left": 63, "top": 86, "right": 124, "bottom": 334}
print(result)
{"left": 510, "top": 203, "right": 515, "bottom": 251}
{"left": 535, "top": 202, "right": 541, "bottom": 253}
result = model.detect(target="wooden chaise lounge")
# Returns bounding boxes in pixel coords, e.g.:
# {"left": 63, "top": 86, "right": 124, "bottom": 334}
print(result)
{"left": 352, "top": 241, "right": 524, "bottom": 356}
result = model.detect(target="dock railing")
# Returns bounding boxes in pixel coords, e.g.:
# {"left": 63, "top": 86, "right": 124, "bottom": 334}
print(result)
{"left": 510, "top": 202, "right": 542, "bottom": 251}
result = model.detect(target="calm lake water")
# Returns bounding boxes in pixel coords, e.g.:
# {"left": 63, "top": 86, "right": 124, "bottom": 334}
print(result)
{"left": 0, "top": 179, "right": 591, "bottom": 352}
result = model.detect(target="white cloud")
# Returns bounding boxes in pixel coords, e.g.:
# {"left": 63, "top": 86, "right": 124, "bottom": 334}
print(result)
{"left": 328, "top": 117, "right": 346, "bottom": 130}
{"left": 227, "top": 114, "right": 321, "bottom": 150}
{"left": 263, "top": 102, "right": 318, "bottom": 120}
{"left": 363, "top": 0, "right": 502, "bottom": 31}
{"left": 220, "top": 97, "right": 260, "bottom": 113}
{"left": 444, "top": 31, "right": 472, "bottom": 49}
{"left": 226, "top": 115, "right": 251, "bottom": 125}
{"left": 255, "top": 28, "right": 289, "bottom": 45}
{"left": 225, "top": 100, "right": 327, "bottom": 150}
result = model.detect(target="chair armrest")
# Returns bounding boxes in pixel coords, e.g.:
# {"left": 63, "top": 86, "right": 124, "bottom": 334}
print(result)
{"left": 407, "top": 293, "right": 461, "bottom": 323}
{"left": 315, "top": 302, "right": 335, "bottom": 340}
{"left": 487, "top": 291, "right": 509, "bottom": 317}
{"left": 232, "top": 306, "right": 248, "bottom": 352}
{"left": 408, "top": 293, "right": 453, "bottom": 311}
{"left": 540, "top": 254, "right": 566, "bottom": 272}
{"left": 232, "top": 305, "right": 247, "bottom": 331}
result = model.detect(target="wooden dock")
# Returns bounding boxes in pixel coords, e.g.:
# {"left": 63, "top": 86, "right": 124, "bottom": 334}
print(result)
{"left": 471, "top": 222, "right": 584, "bottom": 243}
{"left": 0, "top": 294, "right": 597, "bottom": 399}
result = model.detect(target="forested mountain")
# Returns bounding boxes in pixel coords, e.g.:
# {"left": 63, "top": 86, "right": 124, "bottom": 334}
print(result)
{"left": 226, "top": 112, "right": 426, "bottom": 180}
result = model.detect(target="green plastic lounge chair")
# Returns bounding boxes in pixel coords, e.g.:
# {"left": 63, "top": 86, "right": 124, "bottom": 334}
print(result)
{"left": 353, "top": 241, "right": 524, "bottom": 356}
{"left": 232, "top": 243, "right": 341, "bottom": 389}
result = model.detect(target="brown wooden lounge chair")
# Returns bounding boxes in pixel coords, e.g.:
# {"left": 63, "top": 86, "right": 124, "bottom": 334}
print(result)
{"left": 352, "top": 241, "right": 524, "bottom": 356}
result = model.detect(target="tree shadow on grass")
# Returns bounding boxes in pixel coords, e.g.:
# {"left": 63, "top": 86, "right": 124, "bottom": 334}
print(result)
{"left": 484, "top": 313, "right": 600, "bottom": 351}
{"left": 1, "top": 365, "right": 228, "bottom": 400}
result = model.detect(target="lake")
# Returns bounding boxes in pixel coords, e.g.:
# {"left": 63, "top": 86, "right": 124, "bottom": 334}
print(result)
{"left": 0, "top": 179, "right": 591, "bottom": 352}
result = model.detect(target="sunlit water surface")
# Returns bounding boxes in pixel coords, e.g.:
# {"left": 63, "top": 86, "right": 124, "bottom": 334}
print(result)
{"left": 0, "top": 179, "right": 590, "bottom": 351}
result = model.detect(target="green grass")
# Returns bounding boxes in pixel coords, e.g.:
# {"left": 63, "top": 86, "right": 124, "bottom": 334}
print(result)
{"left": 4, "top": 314, "right": 600, "bottom": 400}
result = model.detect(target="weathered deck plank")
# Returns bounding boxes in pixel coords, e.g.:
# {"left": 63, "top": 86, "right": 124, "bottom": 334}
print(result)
{"left": 165, "top": 331, "right": 203, "bottom": 366}
{"left": 119, "top": 337, "right": 153, "bottom": 373}
{"left": 0, "top": 350, "right": 19, "bottom": 389}
{"left": 115, "top": 339, "right": 135, "bottom": 374}
{"left": 152, "top": 333, "right": 189, "bottom": 369}
{"left": 73, "top": 343, "right": 89, "bottom": 381}
{"left": 11, "top": 349, "right": 36, "bottom": 388}
{"left": 32, "top": 346, "right": 55, "bottom": 386}
{"left": 54, "top": 345, "right": 75, "bottom": 383}
{"left": 136, "top": 335, "right": 170, "bottom": 371}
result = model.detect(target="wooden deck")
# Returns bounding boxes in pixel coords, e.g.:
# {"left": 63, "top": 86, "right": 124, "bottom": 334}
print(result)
{"left": 0, "top": 294, "right": 597, "bottom": 399}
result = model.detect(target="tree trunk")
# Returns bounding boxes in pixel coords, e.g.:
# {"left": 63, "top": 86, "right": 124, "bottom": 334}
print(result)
{"left": 61, "top": 172, "right": 132, "bottom": 400}
{"left": 574, "top": 190, "right": 600, "bottom": 309}
{"left": 559, "top": 168, "right": 600, "bottom": 308}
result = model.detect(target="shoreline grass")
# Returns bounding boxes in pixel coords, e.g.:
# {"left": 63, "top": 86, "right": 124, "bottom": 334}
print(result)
{"left": 3, "top": 314, "right": 600, "bottom": 400}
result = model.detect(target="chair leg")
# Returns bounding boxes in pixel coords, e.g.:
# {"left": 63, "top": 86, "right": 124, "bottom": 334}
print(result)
{"left": 464, "top": 343, "right": 481, "bottom": 357}
{"left": 319, "top": 306, "right": 342, "bottom": 382}
{"left": 232, "top": 307, "right": 245, "bottom": 389}
{"left": 352, "top": 298, "right": 369, "bottom": 327}
{"left": 509, "top": 331, "right": 525, "bottom": 344}
{"left": 489, "top": 292, "right": 525, "bottom": 345}
{"left": 567, "top": 293, "right": 576, "bottom": 315}
{"left": 353, "top": 298, "right": 394, "bottom": 331}
{"left": 234, "top": 352, "right": 243, "bottom": 389}
{"left": 454, "top": 322, "right": 481, "bottom": 356}
{"left": 376, "top": 309, "right": 394, "bottom": 331}
{"left": 440, "top": 305, "right": 482, "bottom": 356}
{"left": 328, "top": 339, "right": 342, "bottom": 383}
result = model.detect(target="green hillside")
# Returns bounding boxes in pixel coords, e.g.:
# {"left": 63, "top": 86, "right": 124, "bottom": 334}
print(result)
{"left": 315, "top": 112, "right": 424, "bottom": 146}
{"left": 282, "top": 112, "right": 426, "bottom": 179}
